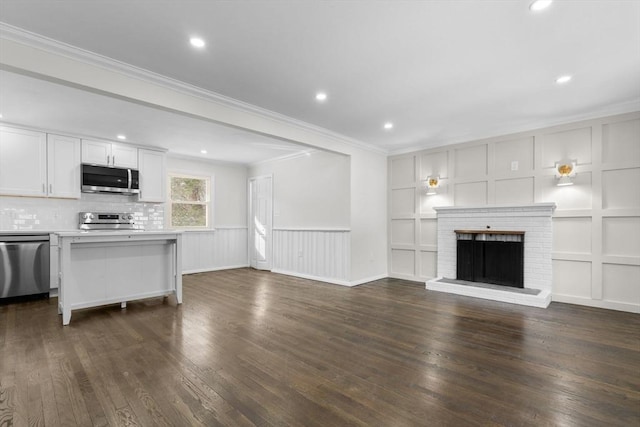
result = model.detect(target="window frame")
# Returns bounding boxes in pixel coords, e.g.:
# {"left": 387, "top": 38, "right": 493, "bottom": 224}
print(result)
{"left": 167, "top": 172, "right": 213, "bottom": 230}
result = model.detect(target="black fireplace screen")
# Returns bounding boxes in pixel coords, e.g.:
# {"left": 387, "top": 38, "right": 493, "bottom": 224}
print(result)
{"left": 456, "top": 232, "right": 524, "bottom": 288}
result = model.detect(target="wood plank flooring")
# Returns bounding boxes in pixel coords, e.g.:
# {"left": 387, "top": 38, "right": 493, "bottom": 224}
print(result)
{"left": 1, "top": 268, "right": 639, "bottom": 426}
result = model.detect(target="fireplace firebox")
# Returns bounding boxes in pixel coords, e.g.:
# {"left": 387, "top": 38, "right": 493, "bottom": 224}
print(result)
{"left": 455, "top": 230, "right": 524, "bottom": 288}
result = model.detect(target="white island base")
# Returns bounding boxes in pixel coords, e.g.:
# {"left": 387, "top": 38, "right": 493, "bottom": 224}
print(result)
{"left": 54, "top": 230, "right": 183, "bottom": 325}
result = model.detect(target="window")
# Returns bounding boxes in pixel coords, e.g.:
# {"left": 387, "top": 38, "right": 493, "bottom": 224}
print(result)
{"left": 169, "top": 174, "right": 211, "bottom": 228}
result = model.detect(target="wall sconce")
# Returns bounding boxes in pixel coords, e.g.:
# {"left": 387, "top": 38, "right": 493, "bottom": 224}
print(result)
{"left": 555, "top": 160, "right": 576, "bottom": 186}
{"left": 425, "top": 175, "right": 440, "bottom": 195}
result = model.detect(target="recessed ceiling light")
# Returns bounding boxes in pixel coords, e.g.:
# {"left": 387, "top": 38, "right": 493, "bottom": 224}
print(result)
{"left": 384, "top": 122, "right": 394, "bottom": 130}
{"left": 529, "top": 0, "right": 553, "bottom": 12}
{"left": 315, "top": 92, "right": 327, "bottom": 102}
{"left": 556, "top": 75, "right": 573, "bottom": 84}
{"left": 190, "top": 37, "right": 206, "bottom": 48}
{"left": 200, "top": 149, "right": 208, "bottom": 154}
{"left": 117, "top": 134, "right": 126, "bottom": 140}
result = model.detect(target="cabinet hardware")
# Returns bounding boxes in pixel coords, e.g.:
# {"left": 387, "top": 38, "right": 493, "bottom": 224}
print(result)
{"left": 107, "top": 155, "right": 110, "bottom": 165}
{"left": 49, "top": 184, "right": 53, "bottom": 193}
{"left": 113, "top": 156, "right": 115, "bottom": 165}
{"left": 42, "top": 183, "right": 45, "bottom": 193}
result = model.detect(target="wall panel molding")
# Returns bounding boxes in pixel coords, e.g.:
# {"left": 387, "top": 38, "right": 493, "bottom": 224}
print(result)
{"left": 272, "top": 229, "right": 350, "bottom": 283}
{"left": 182, "top": 227, "right": 248, "bottom": 274}
{"left": 388, "top": 111, "right": 640, "bottom": 313}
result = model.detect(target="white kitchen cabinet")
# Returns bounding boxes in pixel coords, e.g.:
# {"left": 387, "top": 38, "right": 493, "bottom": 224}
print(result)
{"left": 111, "top": 143, "right": 138, "bottom": 168}
{"left": 82, "top": 139, "right": 138, "bottom": 168}
{"left": 0, "top": 126, "right": 47, "bottom": 197}
{"left": 47, "top": 134, "right": 81, "bottom": 198}
{"left": 138, "top": 148, "right": 166, "bottom": 202}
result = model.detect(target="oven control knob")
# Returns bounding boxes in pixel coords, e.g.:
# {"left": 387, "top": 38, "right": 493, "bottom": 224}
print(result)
{"left": 84, "top": 213, "right": 94, "bottom": 220}
{"left": 127, "top": 214, "right": 133, "bottom": 220}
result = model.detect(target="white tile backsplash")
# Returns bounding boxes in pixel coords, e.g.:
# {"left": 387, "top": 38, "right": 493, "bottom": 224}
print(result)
{"left": 0, "top": 194, "right": 164, "bottom": 231}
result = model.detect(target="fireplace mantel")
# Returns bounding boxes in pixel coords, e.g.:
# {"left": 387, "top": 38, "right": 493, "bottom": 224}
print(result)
{"left": 454, "top": 230, "right": 525, "bottom": 235}
{"left": 434, "top": 203, "right": 556, "bottom": 215}
{"left": 427, "top": 203, "right": 556, "bottom": 308}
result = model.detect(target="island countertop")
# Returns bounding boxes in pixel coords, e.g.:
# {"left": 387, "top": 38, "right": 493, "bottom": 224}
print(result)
{"left": 54, "top": 229, "right": 182, "bottom": 237}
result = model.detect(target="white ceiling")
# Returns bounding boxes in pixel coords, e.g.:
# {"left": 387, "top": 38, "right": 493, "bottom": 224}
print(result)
{"left": 0, "top": 70, "right": 310, "bottom": 164}
{"left": 0, "top": 0, "right": 639, "bottom": 157}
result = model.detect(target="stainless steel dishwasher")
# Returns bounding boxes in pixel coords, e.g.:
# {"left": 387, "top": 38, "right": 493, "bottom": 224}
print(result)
{"left": 0, "top": 233, "right": 50, "bottom": 300}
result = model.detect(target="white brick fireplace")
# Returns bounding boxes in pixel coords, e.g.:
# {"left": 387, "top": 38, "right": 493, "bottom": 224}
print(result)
{"left": 426, "top": 203, "right": 556, "bottom": 308}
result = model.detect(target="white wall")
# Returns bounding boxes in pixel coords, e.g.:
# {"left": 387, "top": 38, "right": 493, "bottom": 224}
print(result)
{"left": 167, "top": 156, "right": 247, "bottom": 227}
{"left": 248, "top": 148, "right": 388, "bottom": 285}
{"left": 167, "top": 156, "right": 248, "bottom": 273}
{"left": 350, "top": 148, "right": 388, "bottom": 284}
{"left": 388, "top": 111, "right": 640, "bottom": 313}
{"left": 249, "top": 150, "right": 352, "bottom": 283}
{"left": 249, "top": 150, "right": 350, "bottom": 228}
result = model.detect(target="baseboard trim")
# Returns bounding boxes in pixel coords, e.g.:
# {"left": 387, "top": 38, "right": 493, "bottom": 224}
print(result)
{"left": 271, "top": 269, "right": 352, "bottom": 287}
{"left": 183, "top": 265, "right": 249, "bottom": 275}
{"left": 350, "top": 274, "right": 389, "bottom": 286}
{"left": 552, "top": 294, "right": 640, "bottom": 314}
{"left": 389, "top": 273, "right": 425, "bottom": 283}
{"left": 271, "top": 270, "right": 389, "bottom": 287}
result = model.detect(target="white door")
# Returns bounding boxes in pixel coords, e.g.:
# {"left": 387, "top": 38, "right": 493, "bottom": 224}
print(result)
{"left": 249, "top": 175, "right": 272, "bottom": 270}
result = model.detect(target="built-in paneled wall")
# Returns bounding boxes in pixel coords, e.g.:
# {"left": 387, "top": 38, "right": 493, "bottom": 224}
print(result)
{"left": 388, "top": 112, "right": 640, "bottom": 313}
{"left": 272, "top": 229, "right": 351, "bottom": 285}
{"left": 181, "top": 228, "right": 248, "bottom": 273}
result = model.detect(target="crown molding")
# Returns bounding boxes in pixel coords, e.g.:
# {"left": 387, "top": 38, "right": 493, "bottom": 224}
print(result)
{"left": 248, "top": 149, "right": 318, "bottom": 167}
{"left": 389, "top": 102, "right": 640, "bottom": 156}
{"left": 166, "top": 152, "right": 248, "bottom": 167}
{"left": 0, "top": 23, "right": 387, "bottom": 156}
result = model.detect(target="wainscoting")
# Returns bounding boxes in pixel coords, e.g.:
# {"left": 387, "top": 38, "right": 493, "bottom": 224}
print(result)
{"left": 181, "top": 227, "right": 248, "bottom": 274}
{"left": 182, "top": 227, "right": 352, "bottom": 285}
{"left": 272, "top": 228, "right": 351, "bottom": 285}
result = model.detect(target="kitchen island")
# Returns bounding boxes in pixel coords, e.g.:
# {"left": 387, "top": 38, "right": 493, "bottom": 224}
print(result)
{"left": 53, "top": 230, "right": 182, "bottom": 325}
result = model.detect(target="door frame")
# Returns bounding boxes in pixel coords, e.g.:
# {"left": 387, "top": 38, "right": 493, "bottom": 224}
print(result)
{"left": 247, "top": 174, "right": 273, "bottom": 270}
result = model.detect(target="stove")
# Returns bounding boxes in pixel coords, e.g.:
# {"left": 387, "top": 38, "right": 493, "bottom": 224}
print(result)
{"left": 79, "top": 212, "right": 136, "bottom": 230}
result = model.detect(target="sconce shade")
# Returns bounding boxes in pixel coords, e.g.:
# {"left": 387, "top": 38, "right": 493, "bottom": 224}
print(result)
{"left": 426, "top": 175, "right": 440, "bottom": 196}
{"left": 557, "top": 164, "right": 573, "bottom": 176}
{"left": 557, "top": 175, "right": 574, "bottom": 186}
{"left": 555, "top": 160, "right": 576, "bottom": 186}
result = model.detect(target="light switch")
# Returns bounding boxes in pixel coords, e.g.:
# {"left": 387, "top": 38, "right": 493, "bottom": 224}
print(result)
{"left": 511, "top": 161, "right": 519, "bottom": 171}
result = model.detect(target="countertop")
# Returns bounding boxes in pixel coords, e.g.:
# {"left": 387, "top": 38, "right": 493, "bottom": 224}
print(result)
{"left": 55, "top": 229, "right": 182, "bottom": 237}
{"left": 1, "top": 229, "right": 182, "bottom": 237}
{"left": 0, "top": 229, "right": 68, "bottom": 235}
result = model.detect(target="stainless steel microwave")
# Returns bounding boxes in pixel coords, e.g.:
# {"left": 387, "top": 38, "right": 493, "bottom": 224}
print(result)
{"left": 81, "top": 164, "right": 140, "bottom": 195}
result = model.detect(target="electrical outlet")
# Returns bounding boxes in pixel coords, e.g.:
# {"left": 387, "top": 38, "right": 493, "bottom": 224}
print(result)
{"left": 298, "top": 251, "right": 303, "bottom": 258}
{"left": 511, "top": 161, "right": 519, "bottom": 171}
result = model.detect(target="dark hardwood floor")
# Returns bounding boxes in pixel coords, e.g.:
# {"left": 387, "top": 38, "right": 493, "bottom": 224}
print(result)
{"left": 1, "top": 268, "right": 639, "bottom": 426}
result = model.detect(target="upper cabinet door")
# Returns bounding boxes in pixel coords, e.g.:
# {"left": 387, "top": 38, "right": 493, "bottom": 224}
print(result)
{"left": 111, "top": 143, "right": 138, "bottom": 168}
{"left": 138, "top": 149, "right": 166, "bottom": 202}
{"left": 82, "top": 140, "right": 138, "bottom": 168}
{"left": 47, "top": 134, "right": 81, "bottom": 199}
{"left": 0, "top": 126, "right": 47, "bottom": 197}
{"left": 82, "top": 139, "right": 110, "bottom": 166}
